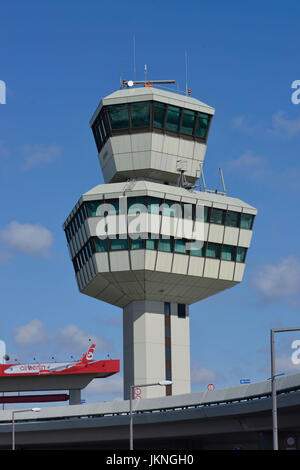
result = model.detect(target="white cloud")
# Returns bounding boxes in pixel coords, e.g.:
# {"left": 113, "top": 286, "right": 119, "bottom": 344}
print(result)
{"left": 268, "top": 111, "right": 300, "bottom": 138}
{"left": 231, "top": 111, "right": 300, "bottom": 139}
{"left": 227, "top": 151, "right": 268, "bottom": 180}
{"left": 252, "top": 257, "right": 300, "bottom": 302}
{"left": 21, "top": 144, "right": 61, "bottom": 170}
{"left": 13, "top": 319, "right": 112, "bottom": 356}
{"left": 191, "top": 363, "right": 218, "bottom": 386}
{"left": 14, "top": 318, "right": 50, "bottom": 346}
{"left": 1, "top": 221, "right": 53, "bottom": 256}
{"left": 57, "top": 324, "right": 112, "bottom": 353}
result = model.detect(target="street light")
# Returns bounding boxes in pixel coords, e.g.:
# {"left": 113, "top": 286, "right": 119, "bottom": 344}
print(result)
{"left": 12, "top": 407, "right": 41, "bottom": 450}
{"left": 129, "top": 380, "right": 172, "bottom": 450}
{"left": 270, "top": 328, "right": 300, "bottom": 450}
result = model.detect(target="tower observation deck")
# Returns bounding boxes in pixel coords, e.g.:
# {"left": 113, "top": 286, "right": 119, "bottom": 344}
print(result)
{"left": 63, "top": 82, "right": 257, "bottom": 399}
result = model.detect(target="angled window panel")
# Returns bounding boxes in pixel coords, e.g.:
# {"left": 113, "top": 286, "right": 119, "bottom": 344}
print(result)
{"left": 131, "top": 237, "right": 144, "bottom": 250}
{"left": 110, "top": 237, "right": 129, "bottom": 251}
{"left": 174, "top": 239, "right": 187, "bottom": 254}
{"left": 236, "top": 246, "right": 247, "bottom": 263}
{"left": 127, "top": 196, "right": 147, "bottom": 214}
{"left": 153, "top": 102, "right": 166, "bottom": 129}
{"left": 210, "top": 208, "right": 224, "bottom": 225}
{"left": 195, "top": 113, "right": 209, "bottom": 139}
{"left": 221, "top": 244, "right": 236, "bottom": 261}
{"left": 165, "top": 105, "right": 181, "bottom": 132}
{"left": 225, "top": 210, "right": 240, "bottom": 228}
{"left": 158, "top": 237, "right": 172, "bottom": 252}
{"left": 94, "top": 237, "right": 109, "bottom": 253}
{"left": 145, "top": 235, "right": 157, "bottom": 250}
{"left": 181, "top": 109, "right": 196, "bottom": 135}
{"left": 108, "top": 104, "right": 129, "bottom": 130}
{"left": 87, "top": 200, "right": 102, "bottom": 217}
{"left": 105, "top": 198, "right": 119, "bottom": 215}
{"left": 148, "top": 196, "right": 161, "bottom": 214}
{"left": 189, "top": 240, "right": 205, "bottom": 257}
{"left": 240, "top": 213, "right": 254, "bottom": 230}
{"left": 206, "top": 242, "right": 221, "bottom": 259}
{"left": 130, "top": 101, "right": 150, "bottom": 128}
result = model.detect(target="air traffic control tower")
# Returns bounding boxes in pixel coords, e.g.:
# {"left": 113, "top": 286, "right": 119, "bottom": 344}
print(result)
{"left": 63, "top": 80, "right": 257, "bottom": 399}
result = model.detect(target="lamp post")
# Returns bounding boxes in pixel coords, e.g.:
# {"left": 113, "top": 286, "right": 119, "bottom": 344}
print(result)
{"left": 12, "top": 407, "right": 41, "bottom": 450}
{"left": 129, "top": 380, "right": 172, "bottom": 450}
{"left": 270, "top": 328, "right": 300, "bottom": 450}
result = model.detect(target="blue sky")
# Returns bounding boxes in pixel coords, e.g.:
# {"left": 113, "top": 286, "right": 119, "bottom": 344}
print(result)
{"left": 1, "top": 0, "right": 300, "bottom": 405}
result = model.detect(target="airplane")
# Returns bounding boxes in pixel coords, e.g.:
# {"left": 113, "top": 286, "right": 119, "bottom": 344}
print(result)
{"left": 0, "top": 343, "right": 113, "bottom": 377}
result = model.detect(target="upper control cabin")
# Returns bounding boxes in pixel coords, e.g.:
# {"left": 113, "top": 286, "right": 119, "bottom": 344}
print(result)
{"left": 90, "top": 86, "right": 215, "bottom": 185}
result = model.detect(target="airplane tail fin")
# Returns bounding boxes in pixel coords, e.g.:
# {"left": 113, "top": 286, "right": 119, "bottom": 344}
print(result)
{"left": 81, "top": 344, "right": 96, "bottom": 363}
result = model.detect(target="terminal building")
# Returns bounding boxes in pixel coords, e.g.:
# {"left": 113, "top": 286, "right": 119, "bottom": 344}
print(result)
{"left": 63, "top": 82, "right": 257, "bottom": 400}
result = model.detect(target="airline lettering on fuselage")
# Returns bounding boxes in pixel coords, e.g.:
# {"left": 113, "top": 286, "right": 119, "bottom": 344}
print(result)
{"left": 4, "top": 362, "right": 72, "bottom": 374}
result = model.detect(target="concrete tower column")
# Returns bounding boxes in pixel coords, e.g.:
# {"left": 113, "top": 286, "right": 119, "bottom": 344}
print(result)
{"left": 123, "top": 300, "right": 190, "bottom": 399}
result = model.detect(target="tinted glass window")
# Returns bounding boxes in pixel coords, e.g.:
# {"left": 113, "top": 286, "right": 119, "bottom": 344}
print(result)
{"left": 127, "top": 196, "right": 146, "bottom": 214}
{"left": 189, "top": 240, "right": 205, "bottom": 257}
{"left": 162, "top": 200, "right": 180, "bottom": 217}
{"left": 236, "top": 246, "right": 247, "bottom": 263}
{"left": 196, "top": 113, "right": 209, "bottom": 138}
{"left": 108, "top": 104, "right": 129, "bottom": 130}
{"left": 158, "top": 238, "right": 172, "bottom": 252}
{"left": 195, "top": 204, "right": 206, "bottom": 222}
{"left": 206, "top": 242, "right": 220, "bottom": 258}
{"left": 221, "top": 245, "right": 236, "bottom": 261}
{"left": 148, "top": 197, "right": 161, "bottom": 214}
{"left": 210, "top": 208, "right": 224, "bottom": 224}
{"left": 153, "top": 102, "right": 166, "bottom": 128}
{"left": 110, "top": 238, "right": 129, "bottom": 250}
{"left": 100, "top": 118, "right": 107, "bottom": 138}
{"left": 131, "top": 238, "right": 144, "bottom": 250}
{"left": 94, "top": 237, "right": 108, "bottom": 252}
{"left": 174, "top": 239, "right": 186, "bottom": 254}
{"left": 87, "top": 201, "right": 102, "bottom": 217}
{"left": 146, "top": 235, "right": 157, "bottom": 250}
{"left": 181, "top": 109, "right": 195, "bottom": 135}
{"left": 225, "top": 210, "right": 240, "bottom": 227}
{"left": 240, "top": 213, "right": 254, "bottom": 230}
{"left": 105, "top": 199, "right": 119, "bottom": 215}
{"left": 166, "top": 105, "right": 180, "bottom": 132}
{"left": 130, "top": 101, "right": 150, "bottom": 127}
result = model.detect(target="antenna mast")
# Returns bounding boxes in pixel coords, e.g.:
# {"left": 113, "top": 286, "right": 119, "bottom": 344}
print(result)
{"left": 185, "top": 51, "right": 188, "bottom": 96}
{"left": 133, "top": 35, "right": 136, "bottom": 83}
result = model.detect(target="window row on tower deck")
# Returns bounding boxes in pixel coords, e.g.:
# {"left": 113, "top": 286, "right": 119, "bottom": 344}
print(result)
{"left": 91, "top": 101, "right": 212, "bottom": 153}
{"left": 64, "top": 197, "right": 255, "bottom": 244}
{"left": 72, "top": 235, "right": 248, "bottom": 274}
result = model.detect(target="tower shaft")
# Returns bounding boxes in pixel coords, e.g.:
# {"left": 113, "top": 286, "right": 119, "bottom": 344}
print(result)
{"left": 123, "top": 301, "right": 190, "bottom": 399}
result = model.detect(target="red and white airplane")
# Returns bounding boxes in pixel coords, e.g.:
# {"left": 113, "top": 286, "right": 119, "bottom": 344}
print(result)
{"left": 0, "top": 344, "right": 119, "bottom": 377}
